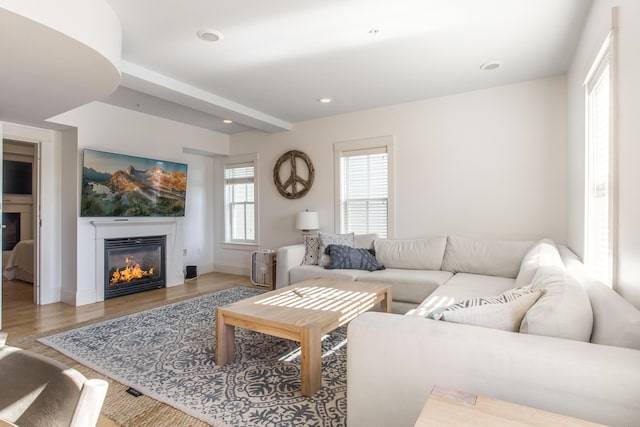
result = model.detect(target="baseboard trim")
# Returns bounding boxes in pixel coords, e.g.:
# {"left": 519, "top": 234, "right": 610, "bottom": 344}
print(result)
{"left": 213, "top": 264, "right": 250, "bottom": 277}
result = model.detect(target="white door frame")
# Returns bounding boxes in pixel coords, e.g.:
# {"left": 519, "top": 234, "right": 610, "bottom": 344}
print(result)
{"left": 1, "top": 130, "right": 42, "bottom": 312}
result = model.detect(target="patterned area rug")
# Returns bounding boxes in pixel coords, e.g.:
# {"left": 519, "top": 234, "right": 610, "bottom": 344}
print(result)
{"left": 38, "top": 287, "right": 347, "bottom": 427}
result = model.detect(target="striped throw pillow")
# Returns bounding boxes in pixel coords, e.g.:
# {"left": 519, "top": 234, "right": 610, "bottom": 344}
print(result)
{"left": 428, "top": 287, "right": 544, "bottom": 332}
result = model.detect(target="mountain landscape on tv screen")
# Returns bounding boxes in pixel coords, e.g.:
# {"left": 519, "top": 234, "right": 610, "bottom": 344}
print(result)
{"left": 81, "top": 164, "right": 187, "bottom": 217}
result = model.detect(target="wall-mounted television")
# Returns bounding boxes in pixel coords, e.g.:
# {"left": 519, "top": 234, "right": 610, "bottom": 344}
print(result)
{"left": 81, "top": 149, "right": 188, "bottom": 217}
{"left": 3, "top": 160, "right": 32, "bottom": 195}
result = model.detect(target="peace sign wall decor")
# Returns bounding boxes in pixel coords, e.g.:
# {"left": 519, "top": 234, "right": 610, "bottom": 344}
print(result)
{"left": 273, "top": 150, "right": 315, "bottom": 199}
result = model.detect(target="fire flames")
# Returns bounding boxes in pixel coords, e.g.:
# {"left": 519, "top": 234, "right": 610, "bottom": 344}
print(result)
{"left": 110, "top": 256, "right": 154, "bottom": 285}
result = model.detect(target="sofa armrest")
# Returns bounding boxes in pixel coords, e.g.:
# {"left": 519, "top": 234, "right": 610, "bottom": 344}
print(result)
{"left": 347, "top": 312, "right": 640, "bottom": 427}
{"left": 559, "top": 245, "right": 640, "bottom": 349}
{"left": 275, "top": 244, "right": 305, "bottom": 288}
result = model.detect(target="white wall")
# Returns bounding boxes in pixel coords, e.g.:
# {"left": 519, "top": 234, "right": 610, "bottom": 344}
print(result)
{"left": 218, "top": 76, "right": 569, "bottom": 275}
{"left": 60, "top": 128, "right": 78, "bottom": 304}
{"left": 50, "top": 102, "right": 229, "bottom": 305}
{"left": 567, "top": 1, "right": 640, "bottom": 308}
{"left": 182, "top": 151, "right": 216, "bottom": 275}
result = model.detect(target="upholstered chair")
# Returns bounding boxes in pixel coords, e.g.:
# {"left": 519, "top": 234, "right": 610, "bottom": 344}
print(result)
{"left": 0, "top": 333, "right": 108, "bottom": 427}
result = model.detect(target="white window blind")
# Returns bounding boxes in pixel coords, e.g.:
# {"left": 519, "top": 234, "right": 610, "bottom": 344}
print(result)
{"left": 584, "top": 33, "right": 615, "bottom": 287}
{"left": 339, "top": 147, "right": 389, "bottom": 238}
{"left": 224, "top": 161, "right": 256, "bottom": 243}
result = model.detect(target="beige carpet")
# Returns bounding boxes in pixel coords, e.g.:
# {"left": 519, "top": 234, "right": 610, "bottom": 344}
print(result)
{"left": 9, "top": 296, "right": 212, "bottom": 427}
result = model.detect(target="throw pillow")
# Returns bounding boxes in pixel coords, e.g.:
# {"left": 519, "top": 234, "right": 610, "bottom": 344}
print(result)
{"left": 429, "top": 287, "right": 544, "bottom": 332}
{"left": 302, "top": 235, "right": 321, "bottom": 265}
{"left": 318, "top": 232, "right": 354, "bottom": 267}
{"left": 324, "top": 244, "right": 385, "bottom": 271}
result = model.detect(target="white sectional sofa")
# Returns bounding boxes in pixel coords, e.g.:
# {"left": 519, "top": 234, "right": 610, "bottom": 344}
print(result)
{"left": 276, "top": 235, "right": 640, "bottom": 426}
{"left": 278, "top": 234, "right": 542, "bottom": 314}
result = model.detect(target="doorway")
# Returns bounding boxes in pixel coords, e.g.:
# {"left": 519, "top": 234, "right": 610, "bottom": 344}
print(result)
{"left": 2, "top": 138, "right": 39, "bottom": 307}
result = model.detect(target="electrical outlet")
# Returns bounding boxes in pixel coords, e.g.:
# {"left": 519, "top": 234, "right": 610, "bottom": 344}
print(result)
{"left": 183, "top": 249, "right": 187, "bottom": 256}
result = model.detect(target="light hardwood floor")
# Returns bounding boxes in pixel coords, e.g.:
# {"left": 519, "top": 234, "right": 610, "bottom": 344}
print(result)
{"left": 1, "top": 272, "right": 257, "bottom": 427}
{"left": 1, "top": 272, "right": 255, "bottom": 340}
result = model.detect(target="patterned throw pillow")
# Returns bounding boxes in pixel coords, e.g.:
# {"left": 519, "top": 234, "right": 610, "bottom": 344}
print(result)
{"left": 324, "top": 244, "right": 385, "bottom": 271}
{"left": 302, "top": 235, "right": 321, "bottom": 265}
{"left": 318, "top": 232, "right": 355, "bottom": 267}
{"left": 427, "top": 287, "right": 545, "bottom": 332}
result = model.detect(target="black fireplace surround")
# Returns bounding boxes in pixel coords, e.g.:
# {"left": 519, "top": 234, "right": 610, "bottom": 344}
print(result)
{"left": 104, "top": 235, "right": 166, "bottom": 299}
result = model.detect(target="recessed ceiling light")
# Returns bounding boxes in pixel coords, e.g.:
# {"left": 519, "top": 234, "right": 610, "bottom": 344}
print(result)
{"left": 197, "top": 29, "right": 223, "bottom": 42}
{"left": 480, "top": 61, "right": 502, "bottom": 71}
{"left": 222, "top": 119, "right": 233, "bottom": 124}
{"left": 318, "top": 97, "right": 333, "bottom": 104}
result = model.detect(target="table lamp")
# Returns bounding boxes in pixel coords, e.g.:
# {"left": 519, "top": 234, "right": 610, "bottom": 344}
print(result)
{"left": 296, "top": 210, "right": 319, "bottom": 234}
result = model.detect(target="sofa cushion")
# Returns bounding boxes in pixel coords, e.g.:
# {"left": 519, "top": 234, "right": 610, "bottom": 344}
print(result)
{"left": 374, "top": 237, "right": 447, "bottom": 270}
{"left": 324, "top": 244, "right": 384, "bottom": 272}
{"left": 289, "top": 265, "right": 368, "bottom": 284}
{"left": 515, "top": 238, "right": 563, "bottom": 287}
{"left": 441, "top": 235, "right": 534, "bottom": 278}
{"left": 520, "top": 265, "right": 593, "bottom": 342}
{"left": 354, "top": 233, "right": 378, "bottom": 249}
{"left": 318, "top": 232, "right": 354, "bottom": 267}
{"left": 429, "top": 287, "right": 544, "bottom": 332}
{"left": 408, "top": 273, "right": 517, "bottom": 317}
{"left": 359, "top": 269, "right": 453, "bottom": 306}
{"left": 302, "top": 235, "right": 321, "bottom": 265}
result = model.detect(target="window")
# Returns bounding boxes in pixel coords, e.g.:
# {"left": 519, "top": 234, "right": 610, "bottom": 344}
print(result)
{"left": 224, "top": 155, "right": 258, "bottom": 244}
{"left": 584, "top": 31, "right": 616, "bottom": 286}
{"left": 334, "top": 136, "right": 394, "bottom": 238}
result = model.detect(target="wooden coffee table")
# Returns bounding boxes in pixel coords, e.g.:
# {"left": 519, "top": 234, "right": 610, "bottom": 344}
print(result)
{"left": 216, "top": 278, "right": 392, "bottom": 396}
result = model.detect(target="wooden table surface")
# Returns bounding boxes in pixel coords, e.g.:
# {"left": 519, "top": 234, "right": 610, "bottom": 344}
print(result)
{"left": 414, "top": 386, "right": 606, "bottom": 426}
{"left": 216, "top": 278, "right": 392, "bottom": 396}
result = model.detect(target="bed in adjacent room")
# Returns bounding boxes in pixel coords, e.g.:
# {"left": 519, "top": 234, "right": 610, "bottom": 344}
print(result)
{"left": 3, "top": 239, "right": 34, "bottom": 283}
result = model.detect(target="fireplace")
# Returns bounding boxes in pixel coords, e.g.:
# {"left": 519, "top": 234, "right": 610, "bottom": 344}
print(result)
{"left": 104, "top": 235, "right": 166, "bottom": 299}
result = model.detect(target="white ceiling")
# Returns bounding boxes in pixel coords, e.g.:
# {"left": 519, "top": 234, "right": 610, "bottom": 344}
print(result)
{"left": 0, "top": 3, "right": 121, "bottom": 129}
{"left": 3, "top": 1, "right": 593, "bottom": 134}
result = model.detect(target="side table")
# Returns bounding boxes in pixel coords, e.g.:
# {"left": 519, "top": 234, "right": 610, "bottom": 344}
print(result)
{"left": 414, "top": 386, "right": 605, "bottom": 426}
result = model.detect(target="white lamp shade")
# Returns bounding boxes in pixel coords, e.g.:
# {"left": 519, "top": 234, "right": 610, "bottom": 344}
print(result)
{"left": 296, "top": 211, "right": 319, "bottom": 231}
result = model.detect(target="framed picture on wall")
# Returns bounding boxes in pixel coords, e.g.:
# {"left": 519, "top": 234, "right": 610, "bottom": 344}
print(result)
{"left": 80, "top": 149, "right": 188, "bottom": 217}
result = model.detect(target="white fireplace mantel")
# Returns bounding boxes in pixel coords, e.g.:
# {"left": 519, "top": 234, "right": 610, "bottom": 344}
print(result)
{"left": 92, "top": 219, "right": 180, "bottom": 302}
